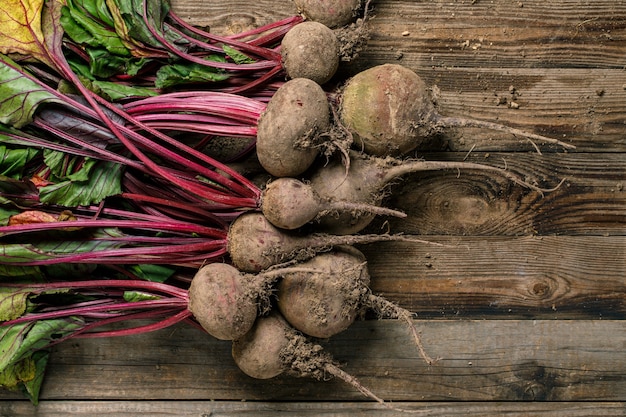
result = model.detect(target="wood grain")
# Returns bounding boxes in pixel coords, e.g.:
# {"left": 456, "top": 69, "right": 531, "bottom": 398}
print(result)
{"left": 360, "top": 236, "right": 626, "bottom": 318}
{"left": 1, "top": 400, "right": 625, "bottom": 416}
{"left": 367, "top": 152, "right": 626, "bottom": 236}
{"left": 405, "top": 68, "right": 626, "bottom": 151}
{"left": 358, "top": 0, "right": 626, "bottom": 70}
{"left": 170, "top": 0, "right": 296, "bottom": 34}
{"left": 0, "top": 320, "right": 623, "bottom": 402}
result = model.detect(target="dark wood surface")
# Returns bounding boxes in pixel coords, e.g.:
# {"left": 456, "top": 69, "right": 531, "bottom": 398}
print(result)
{"left": 1, "top": 0, "right": 624, "bottom": 415}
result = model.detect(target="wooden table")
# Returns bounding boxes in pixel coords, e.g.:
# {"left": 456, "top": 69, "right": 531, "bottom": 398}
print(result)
{"left": 1, "top": 0, "right": 624, "bottom": 415}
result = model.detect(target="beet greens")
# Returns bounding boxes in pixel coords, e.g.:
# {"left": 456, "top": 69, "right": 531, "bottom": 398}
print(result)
{"left": 59, "top": 0, "right": 303, "bottom": 92}
{"left": 0, "top": 0, "right": 575, "bottom": 409}
{"left": 0, "top": 55, "right": 261, "bottom": 212}
{"left": 0, "top": 277, "right": 194, "bottom": 403}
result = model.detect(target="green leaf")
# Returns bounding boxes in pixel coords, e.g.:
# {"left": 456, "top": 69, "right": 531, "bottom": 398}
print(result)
{"left": 0, "top": 228, "right": 126, "bottom": 264}
{"left": 66, "top": 56, "right": 96, "bottom": 81}
{"left": 124, "top": 57, "right": 152, "bottom": 77}
{"left": 123, "top": 290, "right": 161, "bottom": 302}
{"left": 39, "top": 159, "right": 124, "bottom": 206}
{"left": 67, "top": 48, "right": 153, "bottom": 82}
{"left": 91, "top": 79, "right": 158, "bottom": 100}
{"left": 63, "top": 0, "right": 130, "bottom": 56}
{"left": 0, "top": 318, "right": 83, "bottom": 376}
{"left": 127, "top": 264, "right": 176, "bottom": 283}
{"left": 0, "top": 55, "right": 63, "bottom": 128}
{"left": 76, "top": 0, "right": 115, "bottom": 27}
{"left": 0, "top": 145, "right": 40, "bottom": 179}
{"left": 44, "top": 149, "right": 91, "bottom": 181}
{"left": 0, "top": 265, "right": 44, "bottom": 282}
{"left": 155, "top": 61, "right": 230, "bottom": 89}
{"left": 60, "top": 5, "right": 102, "bottom": 48}
{"left": 107, "top": 0, "right": 171, "bottom": 49}
{"left": 20, "top": 350, "right": 48, "bottom": 405}
{"left": 0, "top": 0, "right": 53, "bottom": 67}
{"left": 85, "top": 47, "right": 133, "bottom": 78}
{"left": 223, "top": 45, "right": 255, "bottom": 64}
{"left": 0, "top": 207, "right": 20, "bottom": 226}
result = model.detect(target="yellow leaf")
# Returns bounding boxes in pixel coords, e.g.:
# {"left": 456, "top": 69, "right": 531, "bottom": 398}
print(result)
{"left": 0, "top": 357, "right": 36, "bottom": 391}
{"left": 0, "top": 0, "right": 52, "bottom": 65}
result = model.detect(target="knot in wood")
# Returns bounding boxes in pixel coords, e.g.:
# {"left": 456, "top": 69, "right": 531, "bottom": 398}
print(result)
{"left": 527, "top": 278, "right": 556, "bottom": 301}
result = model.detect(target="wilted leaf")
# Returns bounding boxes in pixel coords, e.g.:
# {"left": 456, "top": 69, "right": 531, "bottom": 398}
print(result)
{"left": 0, "top": 355, "right": 36, "bottom": 391}
{"left": 7, "top": 209, "right": 81, "bottom": 232}
{"left": 0, "top": 286, "right": 72, "bottom": 322}
{"left": 8, "top": 210, "right": 58, "bottom": 226}
{"left": 0, "top": 0, "right": 52, "bottom": 66}
{"left": 19, "top": 350, "right": 48, "bottom": 404}
{"left": 0, "top": 287, "right": 31, "bottom": 321}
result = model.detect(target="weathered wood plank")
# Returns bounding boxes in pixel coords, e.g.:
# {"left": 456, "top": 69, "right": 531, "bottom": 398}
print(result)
{"left": 368, "top": 152, "right": 626, "bottom": 236}
{"left": 402, "top": 68, "right": 626, "bottom": 152}
{"left": 1, "top": 400, "right": 625, "bottom": 417}
{"left": 170, "top": 0, "right": 294, "bottom": 32}
{"left": 359, "top": 0, "right": 626, "bottom": 70}
{"left": 359, "top": 236, "right": 626, "bottom": 318}
{"left": 0, "top": 320, "right": 622, "bottom": 402}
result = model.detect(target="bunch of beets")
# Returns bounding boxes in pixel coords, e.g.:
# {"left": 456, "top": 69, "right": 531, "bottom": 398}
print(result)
{"left": 0, "top": 0, "right": 571, "bottom": 406}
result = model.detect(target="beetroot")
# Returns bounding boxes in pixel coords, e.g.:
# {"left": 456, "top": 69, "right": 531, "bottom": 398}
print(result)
{"left": 293, "top": 0, "right": 364, "bottom": 28}
{"left": 256, "top": 78, "right": 331, "bottom": 177}
{"left": 226, "top": 212, "right": 429, "bottom": 273}
{"left": 261, "top": 177, "right": 406, "bottom": 230}
{"left": 339, "top": 64, "right": 576, "bottom": 156}
{"left": 307, "top": 151, "right": 563, "bottom": 234}
{"left": 281, "top": 21, "right": 340, "bottom": 84}
{"left": 231, "top": 311, "right": 389, "bottom": 405}
{"left": 275, "top": 247, "right": 437, "bottom": 365}
{"left": 187, "top": 261, "right": 323, "bottom": 340}
{"left": 188, "top": 263, "right": 260, "bottom": 341}
{"left": 276, "top": 247, "right": 369, "bottom": 338}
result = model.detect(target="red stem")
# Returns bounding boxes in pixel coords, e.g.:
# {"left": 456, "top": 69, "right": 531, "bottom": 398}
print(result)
{"left": 37, "top": 46, "right": 262, "bottom": 207}
{"left": 0, "top": 218, "right": 225, "bottom": 238}
{"left": 143, "top": 2, "right": 278, "bottom": 71}
{"left": 75, "top": 309, "right": 193, "bottom": 338}
{"left": 1, "top": 279, "right": 189, "bottom": 298}
{"left": 4, "top": 298, "right": 188, "bottom": 325}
